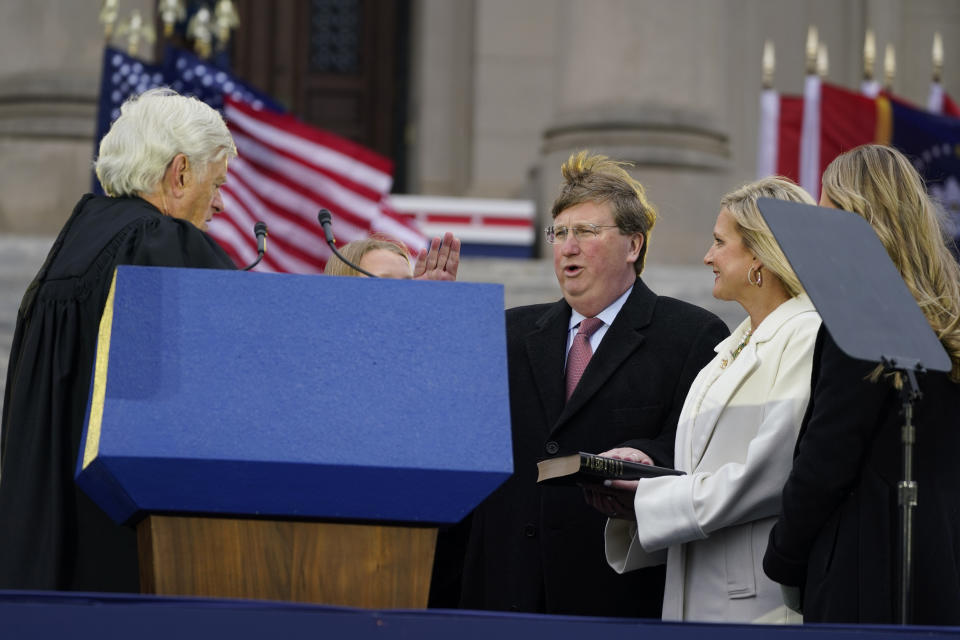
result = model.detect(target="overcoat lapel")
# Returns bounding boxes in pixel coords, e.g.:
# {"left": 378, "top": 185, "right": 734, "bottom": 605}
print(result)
{"left": 688, "top": 344, "right": 758, "bottom": 468}
{"left": 686, "top": 295, "right": 815, "bottom": 468}
{"left": 551, "top": 280, "right": 656, "bottom": 435}
{"left": 525, "top": 300, "right": 570, "bottom": 432}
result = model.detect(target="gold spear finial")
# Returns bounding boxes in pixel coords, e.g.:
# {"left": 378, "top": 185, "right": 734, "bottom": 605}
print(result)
{"left": 214, "top": 0, "right": 240, "bottom": 49}
{"left": 99, "top": 0, "right": 119, "bottom": 40}
{"left": 158, "top": 0, "right": 186, "bottom": 38}
{"left": 761, "top": 40, "right": 775, "bottom": 89}
{"left": 805, "top": 26, "right": 819, "bottom": 75}
{"left": 883, "top": 43, "right": 896, "bottom": 91}
{"left": 115, "top": 9, "right": 157, "bottom": 57}
{"left": 817, "top": 42, "right": 829, "bottom": 78}
{"left": 933, "top": 32, "right": 944, "bottom": 84}
{"left": 863, "top": 29, "right": 876, "bottom": 81}
{"left": 187, "top": 6, "right": 214, "bottom": 59}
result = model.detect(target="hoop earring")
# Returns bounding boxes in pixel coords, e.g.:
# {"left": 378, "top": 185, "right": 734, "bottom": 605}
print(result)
{"left": 747, "top": 265, "right": 762, "bottom": 287}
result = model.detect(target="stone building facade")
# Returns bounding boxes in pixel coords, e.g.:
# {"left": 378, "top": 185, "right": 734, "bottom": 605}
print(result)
{"left": 1, "top": 0, "right": 959, "bottom": 256}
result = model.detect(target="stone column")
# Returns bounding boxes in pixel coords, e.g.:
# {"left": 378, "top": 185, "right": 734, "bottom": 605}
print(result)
{"left": 0, "top": 0, "right": 153, "bottom": 234}
{"left": 408, "top": 0, "right": 476, "bottom": 196}
{"left": 538, "top": 0, "right": 733, "bottom": 265}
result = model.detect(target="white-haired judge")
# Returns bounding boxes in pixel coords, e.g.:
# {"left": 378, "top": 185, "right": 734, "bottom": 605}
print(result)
{"left": 0, "top": 88, "right": 236, "bottom": 592}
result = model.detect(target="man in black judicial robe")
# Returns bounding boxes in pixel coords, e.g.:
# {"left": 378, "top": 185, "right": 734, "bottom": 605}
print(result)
{"left": 0, "top": 89, "right": 237, "bottom": 592}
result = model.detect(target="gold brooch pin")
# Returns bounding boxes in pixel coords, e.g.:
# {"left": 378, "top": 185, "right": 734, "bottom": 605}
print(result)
{"left": 720, "top": 327, "right": 753, "bottom": 369}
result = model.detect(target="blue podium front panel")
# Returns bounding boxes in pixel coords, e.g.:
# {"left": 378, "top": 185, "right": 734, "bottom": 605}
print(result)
{"left": 77, "top": 266, "right": 512, "bottom": 525}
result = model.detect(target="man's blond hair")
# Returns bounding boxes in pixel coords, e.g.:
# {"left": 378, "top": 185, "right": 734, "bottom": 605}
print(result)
{"left": 551, "top": 151, "right": 657, "bottom": 275}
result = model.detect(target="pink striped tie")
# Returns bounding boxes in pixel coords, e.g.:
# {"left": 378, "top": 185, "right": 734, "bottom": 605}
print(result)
{"left": 565, "top": 317, "right": 604, "bottom": 400}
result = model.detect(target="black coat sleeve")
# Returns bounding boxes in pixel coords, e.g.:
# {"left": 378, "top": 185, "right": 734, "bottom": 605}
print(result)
{"left": 763, "top": 328, "right": 888, "bottom": 586}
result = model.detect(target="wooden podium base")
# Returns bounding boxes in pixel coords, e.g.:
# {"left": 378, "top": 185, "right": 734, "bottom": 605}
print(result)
{"left": 138, "top": 515, "right": 438, "bottom": 609}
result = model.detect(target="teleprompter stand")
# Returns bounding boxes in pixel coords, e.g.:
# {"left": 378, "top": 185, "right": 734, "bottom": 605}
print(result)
{"left": 757, "top": 198, "right": 951, "bottom": 624}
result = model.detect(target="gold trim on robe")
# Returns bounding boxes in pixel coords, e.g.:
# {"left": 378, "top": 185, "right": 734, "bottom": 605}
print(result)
{"left": 82, "top": 269, "right": 118, "bottom": 470}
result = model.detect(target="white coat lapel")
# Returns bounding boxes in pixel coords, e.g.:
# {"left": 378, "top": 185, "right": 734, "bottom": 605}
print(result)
{"left": 688, "top": 295, "right": 815, "bottom": 469}
{"left": 689, "top": 330, "right": 760, "bottom": 469}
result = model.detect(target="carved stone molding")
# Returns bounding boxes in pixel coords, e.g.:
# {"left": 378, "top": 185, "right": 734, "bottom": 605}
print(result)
{"left": 0, "top": 72, "right": 99, "bottom": 140}
{"left": 542, "top": 104, "right": 730, "bottom": 172}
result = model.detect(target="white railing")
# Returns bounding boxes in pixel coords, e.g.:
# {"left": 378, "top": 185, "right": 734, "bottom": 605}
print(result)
{"left": 388, "top": 195, "right": 536, "bottom": 252}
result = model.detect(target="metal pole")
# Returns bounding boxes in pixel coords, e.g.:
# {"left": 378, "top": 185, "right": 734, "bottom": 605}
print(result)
{"left": 897, "top": 402, "right": 916, "bottom": 624}
{"left": 896, "top": 366, "right": 921, "bottom": 625}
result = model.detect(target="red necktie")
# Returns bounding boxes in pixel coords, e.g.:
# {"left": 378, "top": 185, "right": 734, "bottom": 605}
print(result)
{"left": 565, "top": 317, "right": 604, "bottom": 400}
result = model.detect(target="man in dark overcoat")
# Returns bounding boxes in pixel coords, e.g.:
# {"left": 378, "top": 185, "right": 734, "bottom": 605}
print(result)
{"left": 459, "top": 151, "right": 729, "bottom": 616}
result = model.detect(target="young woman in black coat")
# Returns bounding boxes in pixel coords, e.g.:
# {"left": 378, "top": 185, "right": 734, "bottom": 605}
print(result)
{"left": 763, "top": 144, "right": 960, "bottom": 625}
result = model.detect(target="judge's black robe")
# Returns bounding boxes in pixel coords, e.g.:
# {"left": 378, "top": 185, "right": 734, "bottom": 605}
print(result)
{"left": 0, "top": 194, "right": 235, "bottom": 592}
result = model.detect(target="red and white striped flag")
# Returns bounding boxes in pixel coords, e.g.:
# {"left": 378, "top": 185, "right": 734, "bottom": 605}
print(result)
{"left": 210, "top": 97, "right": 426, "bottom": 272}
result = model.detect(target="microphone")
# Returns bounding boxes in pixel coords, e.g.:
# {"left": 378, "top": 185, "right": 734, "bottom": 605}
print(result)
{"left": 254, "top": 221, "right": 268, "bottom": 254}
{"left": 317, "top": 208, "right": 336, "bottom": 244}
{"left": 317, "top": 208, "right": 377, "bottom": 277}
{"left": 242, "top": 221, "right": 268, "bottom": 271}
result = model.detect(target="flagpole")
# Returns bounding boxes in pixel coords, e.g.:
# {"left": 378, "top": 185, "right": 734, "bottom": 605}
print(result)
{"left": 799, "top": 26, "right": 822, "bottom": 199}
{"left": 883, "top": 44, "right": 897, "bottom": 94}
{"left": 756, "top": 40, "right": 779, "bottom": 179}
{"left": 928, "top": 32, "right": 945, "bottom": 114}
{"left": 861, "top": 29, "right": 880, "bottom": 98}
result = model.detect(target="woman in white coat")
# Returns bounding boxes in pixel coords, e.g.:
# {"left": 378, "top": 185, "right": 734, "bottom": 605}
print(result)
{"left": 586, "top": 177, "right": 821, "bottom": 623}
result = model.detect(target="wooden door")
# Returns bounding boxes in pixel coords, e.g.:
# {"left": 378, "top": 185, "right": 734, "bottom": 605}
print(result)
{"left": 230, "top": 0, "right": 408, "bottom": 174}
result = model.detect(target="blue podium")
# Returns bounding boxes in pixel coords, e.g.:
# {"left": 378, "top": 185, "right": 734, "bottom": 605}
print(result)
{"left": 76, "top": 266, "right": 512, "bottom": 608}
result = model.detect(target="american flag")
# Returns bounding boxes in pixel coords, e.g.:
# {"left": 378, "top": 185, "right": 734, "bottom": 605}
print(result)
{"left": 95, "top": 46, "right": 426, "bottom": 272}
{"left": 94, "top": 49, "right": 166, "bottom": 181}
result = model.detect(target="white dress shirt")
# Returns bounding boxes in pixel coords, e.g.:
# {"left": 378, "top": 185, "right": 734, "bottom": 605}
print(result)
{"left": 564, "top": 284, "right": 633, "bottom": 366}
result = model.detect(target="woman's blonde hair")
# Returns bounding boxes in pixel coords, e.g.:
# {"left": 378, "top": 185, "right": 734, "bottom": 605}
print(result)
{"left": 719, "top": 176, "right": 816, "bottom": 298}
{"left": 822, "top": 144, "right": 960, "bottom": 381}
{"left": 323, "top": 235, "right": 410, "bottom": 277}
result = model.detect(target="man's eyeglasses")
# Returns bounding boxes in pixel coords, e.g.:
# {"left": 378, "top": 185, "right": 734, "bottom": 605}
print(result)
{"left": 544, "top": 223, "right": 620, "bottom": 244}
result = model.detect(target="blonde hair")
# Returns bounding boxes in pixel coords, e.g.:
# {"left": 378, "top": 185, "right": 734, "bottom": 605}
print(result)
{"left": 95, "top": 88, "right": 236, "bottom": 197}
{"left": 551, "top": 151, "right": 657, "bottom": 275}
{"left": 719, "top": 176, "right": 816, "bottom": 298}
{"left": 323, "top": 235, "right": 411, "bottom": 277}
{"left": 822, "top": 144, "right": 960, "bottom": 381}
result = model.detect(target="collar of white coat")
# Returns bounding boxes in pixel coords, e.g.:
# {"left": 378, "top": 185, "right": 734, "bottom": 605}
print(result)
{"left": 713, "top": 293, "right": 817, "bottom": 355}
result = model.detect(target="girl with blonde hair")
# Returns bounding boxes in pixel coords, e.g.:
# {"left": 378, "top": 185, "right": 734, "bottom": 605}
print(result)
{"left": 764, "top": 144, "right": 960, "bottom": 624}
{"left": 323, "top": 235, "right": 413, "bottom": 278}
{"left": 324, "top": 233, "right": 461, "bottom": 280}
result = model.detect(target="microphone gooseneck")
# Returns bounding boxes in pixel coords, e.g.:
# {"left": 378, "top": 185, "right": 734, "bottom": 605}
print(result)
{"left": 317, "top": 208, "right": 378, "bottom": 278}
{"left": 242, "top": 221, "right": 268, "bottom": 271}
